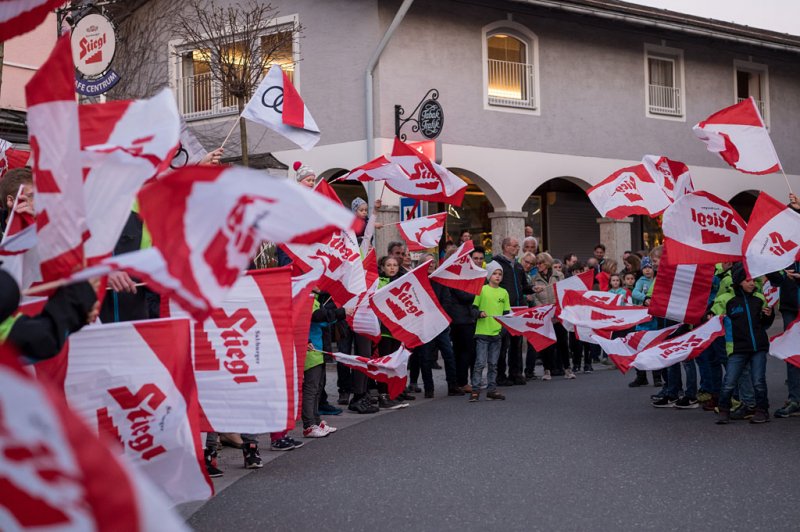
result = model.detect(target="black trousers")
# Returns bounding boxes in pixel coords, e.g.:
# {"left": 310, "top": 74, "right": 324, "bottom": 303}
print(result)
{"left": 498, "top": 329, "right": 523, "bottom": 379}
{"left": 449, "top": 323, "right": 476, "bottom": 387}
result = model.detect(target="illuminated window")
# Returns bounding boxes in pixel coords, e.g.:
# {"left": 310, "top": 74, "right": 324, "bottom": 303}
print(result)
{"left": 482, "top": 22, "right": 539, "bottom": 113}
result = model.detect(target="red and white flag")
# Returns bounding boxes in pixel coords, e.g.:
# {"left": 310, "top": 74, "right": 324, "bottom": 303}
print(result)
{"left": 763, "top": 279, "right": 780, "bottom": 307}
{"left": 592, "top": 324, "right": 682, "bottom": 371}
{"left": 588, "top": 164, "right": 671, "bottom": 219}
{"left": 769, "top": 317, "right": 800, "bottom": 369}
{"left": 26, "top": 34, "right": 88, "bottom": 282}
{"left": 742, "top": 192, "right": 800, "bottom": 278}
{"left": 558, "top": 290, "right": 651, "bottom": 331}
{"left": 387, "top": 138, "right": 467, "bottom": 206}
{"left": 79, "top": 88, "right": 181, "bottom": 263}
{"left": 132, "top": 165, "right": 354, "bottom": 319}
{"left": 241, "top": 65, "right": 320, "bottom": 151}
{"left": 397, "top": 212, "right": 447, "bottom": 251}
{"left": 554, "top": 270, "right": 595, "bottom": 311}
{"left": 370, "top": 260, "right": 451, "bottom": 348}
{"left": 642, "top": 155, "right": 694, "bottom": 201}
{"left": 429, "top": 240, "right": 486, "bottom": 295}
{"left": 663, "top": 191, "right": 747, "bottom": 264}
{"left": 163, "top": 268, "right": 298, "bottom": 434}
{"left": 348, "top": 249, "right": 382, "bottom": 343}
{"left": 622, "top": 317, "right": 724, "bottom": 373}
{"left": 648, "top": 245, "right": 715, "bottom": 325}
{"left": 170, "top": 117, "right": 209, "bottom": 169}
{"left": 0, "top": 1, "right": 63, "bottom": 42}
{"left": 330, "top": 345, "right": 411, "bottom": 399}
{"left": 495, "top": 304, "right": 557, "bottom": 351}
{"left": 35, "top": 319, "right": 212, "bottom": 505}
{"left": 693, "top": 97, "right": 781, "bottom": 175}
{"left": 340, "top": 155, "right": 411, "bottom": 183}
{"left": 0, "top": 347, "right": 189, "bottom": 531}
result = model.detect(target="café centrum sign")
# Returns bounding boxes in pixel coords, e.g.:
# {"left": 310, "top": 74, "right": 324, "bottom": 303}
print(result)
{"left": 71, "top": 13, "right": 120, "bottom": 96}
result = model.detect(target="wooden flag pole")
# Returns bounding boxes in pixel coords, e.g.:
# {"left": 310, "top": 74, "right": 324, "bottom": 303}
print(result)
{"left": 220, "top": 118, "right": 239, "bottom": 149}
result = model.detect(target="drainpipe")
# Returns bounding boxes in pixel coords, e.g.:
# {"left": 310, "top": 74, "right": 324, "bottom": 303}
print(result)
{"left": 365, "top": 0, "right": 414, "bottom": 208}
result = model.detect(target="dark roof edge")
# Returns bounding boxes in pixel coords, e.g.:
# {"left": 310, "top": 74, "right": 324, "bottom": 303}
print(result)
{"left": 507, "top": 0, "right": 800, "bottom": 54}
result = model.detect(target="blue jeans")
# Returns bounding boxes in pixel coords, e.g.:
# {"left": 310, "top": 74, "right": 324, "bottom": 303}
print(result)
{"left": 665, "top": 359, "right": 698, "bottom": 400}
{"left": 719, "top": 351, "right": 768, "bottom": 412}
{"left": 695, "top": 347, "right": 712, "bottom": 393}
{"left": 473, "top": 335, "right": 501, "bottom": 392}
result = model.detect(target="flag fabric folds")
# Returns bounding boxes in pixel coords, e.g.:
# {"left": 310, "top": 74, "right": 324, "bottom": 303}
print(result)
{"left": 386, "top": 138, "right": 467, "bottom": 206}
{"left": 495, "top": 304, "right": 557, "bottom": 351}
{"left": 397, "top": 212, "right": 447, "bottom": 251}
{"left": 648, "top": 245, "right": 715, "bottom": 325}
{"left": 34, "top": 319, "right": 213, "bottom": 505}
{"left": 558, "top": 290, "right": 651, "bottom": 331}
{"left": 370, "top": 260, "right": 451, "bottom": 348}
{"left": 0, "top": 346, "right": 189, "bottom": 531}
{"left": 241, "top": 65, "right": 320, "bottom": 151}
{"left": 0, "top": 0, "right": 64, "bottom": 42}
{"left": 429, "top": 240, "right": 487, "bottom": 295}
{"left": 769, "top": 318, "right": 800, "bottom": 369}
{"left": 662, "top": 191, "right": 747, "bottom": 265}
{"left": 163, "top": 268, "right": 298, "bottom": 434}
{"left": 692, "top": 96, "right": 781, "bottom": 175}
{"left": 329, "top": 346, "right": 412, "bottom": 399}
{"left": 742, "top": 192, "right": 800, "bottom": 278}
{"left": 587, "top": 164, "right": 671, "bottom": 219}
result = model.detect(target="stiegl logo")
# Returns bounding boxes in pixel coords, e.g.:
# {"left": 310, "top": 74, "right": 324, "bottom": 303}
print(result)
{"left": 386, "top": 281, "right": 424, "bottom": 320}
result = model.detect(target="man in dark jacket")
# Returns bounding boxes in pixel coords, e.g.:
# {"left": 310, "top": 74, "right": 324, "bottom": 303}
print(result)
{"left": 493, "top": 237, "right": 532, "bottom": 385}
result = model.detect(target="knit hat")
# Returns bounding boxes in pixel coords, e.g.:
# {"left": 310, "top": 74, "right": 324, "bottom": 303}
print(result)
{"left": 641, "top": 257, "right": 653, "bottom": 270}
{"left": 351, "top": 197, "right": 367, "bottom": 213}
{"left": 293, "top": 161, "right": 315, "bottom": 182}
{"left": 731, "top": 262, "right": 747, "bottom": 285}
{"left": 485, "top": 260, "right": 502, "bottom": 280}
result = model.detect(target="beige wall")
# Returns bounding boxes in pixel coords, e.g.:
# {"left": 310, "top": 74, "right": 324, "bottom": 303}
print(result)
{"left": 1, "top": 13, "right": 58, "bottom": 111}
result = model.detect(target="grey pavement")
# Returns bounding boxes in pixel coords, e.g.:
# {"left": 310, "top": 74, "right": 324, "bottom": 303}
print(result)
{"left": 186, "top": 358, "right": 800, "bottom": 531}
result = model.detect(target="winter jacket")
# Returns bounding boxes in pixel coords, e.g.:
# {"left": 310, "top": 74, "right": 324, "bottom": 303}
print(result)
{"left": 716, "top": 287, "right": 773, "bottom": 355}
{"left": 441, "top": 285, "right": 477, "bottom": 325}
{"left": 766, "top": 260, "right": 800, "bottom": 321}
{"left": 532, "top": 268, "right": 563, "bottom": 306}
{"left": 494, "top": 254, "right": 532, "bottom": 307}
{"left": 632, "top": 276, "right": 654, "bottom": 305}
{"left": 306, "top": 293, "right": 346, "bottom": 370}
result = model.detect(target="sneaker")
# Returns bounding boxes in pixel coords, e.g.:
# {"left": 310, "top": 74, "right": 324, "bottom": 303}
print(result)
{"left": 730, "top": 405, "right": 756, "bottom": 420}
{"left": 348, "top": 396, "right": 379, "bottom": 414}
{"left": 242, "top": 442, "right": 263, "bottom": 468}
{"left": 716, "top": 409, "right": 731, "bottom": 425}
{"left": 702, "top": 397, "right": 718, "bottom": 411}
{"left": 270, "top": 437, "right": 296, "bottom": 451}
{"left": 696, "top": 391, "right": 712, "bottom": 403}
{"left": 583, "top": 366, "right": 594, "bottom": 374}
{"left": 424, "top": 390, "right": 434, "bottom": 399}
{"left": 674, "top": 397, "right": 699, "bottom": 409}
{"left": 774, "top": 401, "right": 800, "bottom": 418}
{"left": 284, "top": 436, "right": 304, "bottom": 449}
{"left": 468, "top": 392, "right": 480, "bottom": 402}
{"left": 628, "top": 377, "right": 648, "bottom": 388}
{"left": 750, "top": 410, "right": 770, "bottom": 424}
{"left": 204, "top": 448, "right": 224, "bottom": 477}
{"left": 542, "top": 370, "right": 552, "bottom": 381}
{"left": 564, "top": 369, "right": 576, "bottom": 380}
{"left": 302, "top": 425, "right": 328, "bottom": 438}
{"left": 462, "top": 384, "right": 473, "bottom": 393}
{"left": 651, "top": 397, "right": 677, "bottom": 408}
{"left": 378, "top": 393, "right": 408, "bottom": 410}
{"left": 650, "top": 393, "right": 664, "bottom": 401}
{"left": 337, "top": 392, "right": 350, "bottom": 406}
{"left": 486, "top": 391, "right": 506, "bottom": 401}
{"left": 319, "top": 420, "right": 338, "bottom": 434}
{"left": 318, "top": 403, "right": 343, "bottom": 416}
{"left": 398, "top": 391, "right": 416, "bottom": 401}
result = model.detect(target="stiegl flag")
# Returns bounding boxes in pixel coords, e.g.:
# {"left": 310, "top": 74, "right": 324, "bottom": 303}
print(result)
{"left": 429, "top": 240, "right": 487, "bottom": 295}
{"left": 242, "top": 65, "right": 320, "bottom": 151}
{"left": 769, "top": 317, "right": 800, "bottom": 369}
{"left": 397, "top": 212, "right": 447, "bottom": 251}
{"left": 742, "top": 192, "right": 800, "bottom": 278}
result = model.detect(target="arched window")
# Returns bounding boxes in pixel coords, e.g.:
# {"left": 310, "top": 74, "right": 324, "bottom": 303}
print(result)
{"left": 483, "top": 22, "right": 538, "bottom": 112}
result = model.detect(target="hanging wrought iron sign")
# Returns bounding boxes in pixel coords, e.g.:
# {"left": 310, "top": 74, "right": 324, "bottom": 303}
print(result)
{"left": 395, "top": 89, "right": 443, "bottom": 141}
{"left": 71, "top": 12, "right": 120, "bottom": 96}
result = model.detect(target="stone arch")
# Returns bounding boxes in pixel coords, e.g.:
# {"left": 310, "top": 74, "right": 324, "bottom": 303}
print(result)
{"left": 729, "top": 190, "right": 759, "bottom": 222}
{"left": 437, "top": 167, "right": 504, "bottom": 254}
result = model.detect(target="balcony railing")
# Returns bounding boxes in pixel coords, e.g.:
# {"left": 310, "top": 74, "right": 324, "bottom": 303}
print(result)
{"left": 175, "top": 72, "right": 238, "bottom": 119}
{"left": 488, "top": 59, "right": 536, "bottom": 110}
{"left": 738, "top": 97, "right": 767, "bottom": 120}
{"left": 648, "top": 84, "right": 682, "bottom": 116}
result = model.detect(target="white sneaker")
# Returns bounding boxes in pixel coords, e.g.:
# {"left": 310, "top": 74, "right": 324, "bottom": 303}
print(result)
{"left": 542, "top": 370, "right": 552, "bottom": 381}
{"left": 319, "top": 420, "right": 337, "bottom": 434}
{"left": 565, "top": 369, "right": 576, "bottom": 380}
{"left": 302, "top": 424, "right": 328, "bottom": 438}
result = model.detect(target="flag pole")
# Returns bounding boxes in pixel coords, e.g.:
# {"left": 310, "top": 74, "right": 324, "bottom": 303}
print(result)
{"left": 220, "top": 118, "right": 240, "bottom": 149}
{"left": 780, "top": 167, "right": 794, "bottom": 196}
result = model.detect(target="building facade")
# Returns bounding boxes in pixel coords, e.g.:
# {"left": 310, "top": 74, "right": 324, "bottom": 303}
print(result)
{"left": 117, "top": 0, "right": 800, "bottom": 264}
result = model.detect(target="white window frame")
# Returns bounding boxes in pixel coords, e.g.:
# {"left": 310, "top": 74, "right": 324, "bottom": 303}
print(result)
{"left": 482, "top": 20, "right": 540, "bottom": 116}
{"left": 733, "top": 59, "right": 769, "bottom": 128}
{"left": 644, "top": 43, "right": 686, "bottom": 122}
{"left": 168, "top": 13, "right": 300, "bottom": 122}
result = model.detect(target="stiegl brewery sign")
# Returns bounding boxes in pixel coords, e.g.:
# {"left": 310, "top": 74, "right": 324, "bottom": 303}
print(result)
{"left": 71, "top": 13, "right": 120, "bottom": 96}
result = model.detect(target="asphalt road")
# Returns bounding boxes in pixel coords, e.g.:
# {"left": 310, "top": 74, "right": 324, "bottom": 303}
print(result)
{"left": 188, "top": 361, "right": 800, "bottom": 531}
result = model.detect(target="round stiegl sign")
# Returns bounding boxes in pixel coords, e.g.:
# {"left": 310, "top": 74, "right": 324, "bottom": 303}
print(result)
{"left": 71, "top": 13, "right": 116, "bottom": 78}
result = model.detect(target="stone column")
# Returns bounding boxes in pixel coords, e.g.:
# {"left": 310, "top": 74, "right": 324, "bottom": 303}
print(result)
{"left": 488, "top": 211, "right": 527, "bottom": 258}
{"left": 375, "top": 205, "right": 400, "bottom": 258}
{"left": 596, "top": 217, "right": 633, "bottom": 265}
